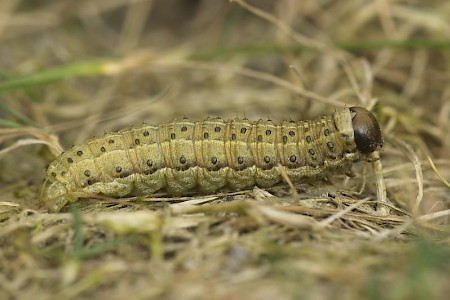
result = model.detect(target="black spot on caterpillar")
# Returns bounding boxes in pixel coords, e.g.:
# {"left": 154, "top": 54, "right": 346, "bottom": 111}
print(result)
{"left": 40, "top": 106, "right": 383, "bottom": 211}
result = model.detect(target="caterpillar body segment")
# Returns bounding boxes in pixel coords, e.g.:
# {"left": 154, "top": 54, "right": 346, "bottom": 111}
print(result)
{"left": 40, "top": 106, "right": 383, "bottom": 212}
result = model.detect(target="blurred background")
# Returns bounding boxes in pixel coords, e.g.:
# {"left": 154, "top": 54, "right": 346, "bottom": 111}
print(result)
{"left": 1, "top": 1, "right": 450, "bottom": 299}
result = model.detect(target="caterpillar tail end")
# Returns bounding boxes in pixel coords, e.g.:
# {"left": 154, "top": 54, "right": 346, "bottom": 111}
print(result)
{"left": 40, "top": 177, "right": 74, "bottom": 212}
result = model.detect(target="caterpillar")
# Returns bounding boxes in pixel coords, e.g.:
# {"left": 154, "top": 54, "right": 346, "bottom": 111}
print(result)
{"left": 40, "top": 106, "right": 383, "bottom": 212}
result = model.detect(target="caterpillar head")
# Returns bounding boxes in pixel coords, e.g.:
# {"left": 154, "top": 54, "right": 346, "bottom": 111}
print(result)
{"left": 349, "top": 106, "right": 383, "bottom": 154}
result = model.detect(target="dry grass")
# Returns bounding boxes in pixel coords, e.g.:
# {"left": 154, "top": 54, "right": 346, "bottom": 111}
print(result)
{"left": 1, "top": 0, "right": 450, "bottom": 299}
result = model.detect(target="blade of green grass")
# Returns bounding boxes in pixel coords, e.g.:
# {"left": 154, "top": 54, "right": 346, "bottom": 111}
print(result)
{"left": 0, "top": 61, "right": 108, "bottom": 94}
{"left": 76, "top": 235, "right": 140, "bottom": 259}
{"left": 0, "top": 102, "right": 41, "bottom": 127}
{"left": 70, "top": 204, "right": 84, "bottom": 258}
{"left": 0, "top": 69, "right": 41, "bottom": 103}
{"left": 0, "top": 118, "right": 22, "bottom": 128}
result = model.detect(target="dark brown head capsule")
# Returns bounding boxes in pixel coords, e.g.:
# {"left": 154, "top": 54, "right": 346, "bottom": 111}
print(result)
{"left": 349, "top": 107, "right": 383, "bottom": 154}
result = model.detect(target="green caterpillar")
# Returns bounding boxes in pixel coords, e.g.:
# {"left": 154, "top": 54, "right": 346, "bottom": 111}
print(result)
{"left": 40, "top": 106, "right": 383, "bottom": 211}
